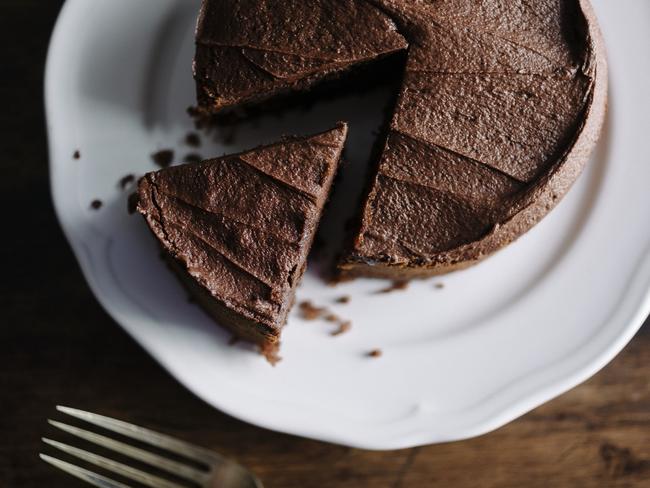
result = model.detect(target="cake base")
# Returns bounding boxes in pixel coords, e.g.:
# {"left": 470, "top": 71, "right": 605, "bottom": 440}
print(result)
{"left": 338, "top": 258, "right": 478, "bottom": 281}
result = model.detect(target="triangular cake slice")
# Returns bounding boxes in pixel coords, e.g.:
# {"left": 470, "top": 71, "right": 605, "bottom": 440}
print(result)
{"left": 193, "top": 0, "right": 407, "bottom": 113}
{"left": 136, "top": 123, "right": 348, "bottom": 362}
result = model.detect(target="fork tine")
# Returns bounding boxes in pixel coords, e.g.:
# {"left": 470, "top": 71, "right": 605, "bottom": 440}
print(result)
{"left": 40, "top": 453, "right": 132, "bottom": 488}
{"left": 42, "top": 438, "right": 184, "bottom": 488}
{"left": 57, "top": 406, "right": 216, "bottom": 465}
{"left": 48, "top": 420, "right": 209, "bottom": 485}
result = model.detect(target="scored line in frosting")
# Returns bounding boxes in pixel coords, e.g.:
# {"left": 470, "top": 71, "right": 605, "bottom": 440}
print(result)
{"left": 163, "top": 219, "right": 282, "bottom": 301}
{"left": 388, "top": 128, "right": 528, "bottom": 185}
{"left": 163, "top": 191, "right": 298, "bottom": 245}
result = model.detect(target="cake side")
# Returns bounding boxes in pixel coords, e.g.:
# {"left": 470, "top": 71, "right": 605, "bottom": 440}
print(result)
{"left": 338, "top": 0, "right": 608, "bottom": 279}
{"left": 136, "top": 123, "right": 348, "bottom": 358}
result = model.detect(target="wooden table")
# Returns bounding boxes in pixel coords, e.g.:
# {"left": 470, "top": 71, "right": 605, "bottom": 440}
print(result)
{"left": 3, "top": 3, "right": 649, "bottom": 487}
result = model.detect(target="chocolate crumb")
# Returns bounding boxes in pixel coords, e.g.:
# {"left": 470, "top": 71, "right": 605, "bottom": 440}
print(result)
{"left": 188, "top": 106, "right": 209, "bottom": 130}
{"left": 335, "top": 295, "right": 350, "bottom": 304}
{"left": 263, "top": 347, "right": 282, "bottom": 366}
{"left": 326, "top": 275, "right": 344, "bottom": 287}
{"left": 185, "top": 132, "right": 201, "bottom": 147}
{"left": 73, "top": 150, "right": 80, "bottom": 159}
{"left": 298, "top": 300, "right": 326, "bottom": 320}
{"left": 434, "top": 282, "right": 445, "bottom": 289}
{"left": 90, "top": 199, "right": 102, "bottom": 210}
{"left": 378, "top": 280, "right": 409, "bottom": 294}
{"left": 119, "top": 174, "right": 135, "bottom": 189}
{"left": 324, "top": 313, "right": 339, "bottom": 323}
{"left": 368, "top": 348, "right": 382, "bottom": 358}
{"left": 151, "top": 149, "right": 174, "bottom": 168}
{"left": 184, "top": 153, "right": 203, "bottom": 164}
{"left": 228, "top": 335, "right": 240, "bottom": 346}
{"left": 331, "top": 321, "right": 351, "bottom": 336}
{"left": 127, "top": 192, "right": 139, "bottom": 214}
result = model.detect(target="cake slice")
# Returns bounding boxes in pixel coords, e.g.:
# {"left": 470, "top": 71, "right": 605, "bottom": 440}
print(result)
{"left": 136, "top": 123, "right": 348, "bottom": 362}
{"left": 193, "top": 0, "right": 407, "bottom": 113}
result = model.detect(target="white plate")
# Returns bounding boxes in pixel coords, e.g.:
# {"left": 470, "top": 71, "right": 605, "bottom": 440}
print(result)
{"left": 46, "top": 0, "right": 650, "bottom": 449}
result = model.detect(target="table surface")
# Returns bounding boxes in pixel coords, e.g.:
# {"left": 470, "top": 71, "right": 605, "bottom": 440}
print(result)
{"left": 2, "top": 3, "right": 649, "bottom": 487}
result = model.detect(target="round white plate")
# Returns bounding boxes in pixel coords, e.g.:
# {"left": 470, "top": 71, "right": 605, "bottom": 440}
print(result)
{"left": 46, "top": 0, "right": 650, "bottom": 449}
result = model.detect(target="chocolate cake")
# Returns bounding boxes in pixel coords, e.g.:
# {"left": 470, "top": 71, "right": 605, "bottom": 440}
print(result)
{"left": 136, "top": 123, "right": 348, "bottom": 361}
{"left": 194, "top": 0, "right": 607, "bottom": 279}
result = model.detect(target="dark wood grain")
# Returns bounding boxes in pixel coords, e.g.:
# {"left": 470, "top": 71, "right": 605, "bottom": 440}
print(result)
{"left": 1, "top": 3, "right": 649, "bottom": 487}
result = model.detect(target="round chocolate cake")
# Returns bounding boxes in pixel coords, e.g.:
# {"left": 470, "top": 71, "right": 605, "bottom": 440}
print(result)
{"left": 194, "top": 0, "right": 607, "bottom": 279}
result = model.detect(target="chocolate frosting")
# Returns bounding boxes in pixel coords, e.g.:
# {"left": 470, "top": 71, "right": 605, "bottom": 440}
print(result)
{"left": 194, "top": 0, "right": 407, "bottom": 110}
{"left": 137, "top": 123, "right": 348, "bottom": 341}
{"left": 193, "top": 0, "right": 607, "bottom": 278}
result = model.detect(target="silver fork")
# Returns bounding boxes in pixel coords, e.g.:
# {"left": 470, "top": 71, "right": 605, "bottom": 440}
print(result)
{"left": 40, "top": 406, "right": 263, "bottom": 488}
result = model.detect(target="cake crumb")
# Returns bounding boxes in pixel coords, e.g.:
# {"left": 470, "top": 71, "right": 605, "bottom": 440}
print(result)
{"left": 299, "top": 300, "right": 326, "bottom": 320}
{"left": 324, "top": 313, "right": 339, "bottom": 322}
{"left": 262, "top": 346, "right": 282, "bottom": 366}
{"left": 186, "top": 106, "right": 205, "bottom": 129}
{"left": 184, "top": 153, "right": 203, "bottom": 164}
{"left": 151, "top": 149, "right": 174, "bottom": 168}
{"left": 331, "top": 321, "right": 351, "bottom": 336}
{"left": 378, "top": 280, "right": 409, "bottom": 293}
{"left": 326, "top": 273, "right": 347, "bottom": 287}
{"left": 185, "top": 132, "right": 201, "bottom": 147}
{"left": 127, "top": 192, "right": 139, "bottom": 214}
{"left": 367, "top": 348, "right": 382, "bottom": 358}
{"left": 434, "top": 282, "right": 445, "bottom": 289}
{"left": 90, "top": 199, "right": 102, "bottom": 210}
{"left": 73, "top": 150, "right": 80, "bottom": 159}
{"left": 119, "top": 174, "right": 135, "bottom": 189}
{"left": 335, "top": 295, "right": 351, "bottom": 304}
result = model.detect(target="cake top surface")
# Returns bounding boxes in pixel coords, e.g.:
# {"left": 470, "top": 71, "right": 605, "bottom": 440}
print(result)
{"left": 194, "top": 0, "right": 407, "bottom": 110}
{"left": 137, "top": 123, "right": 348, "bottom": 330}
